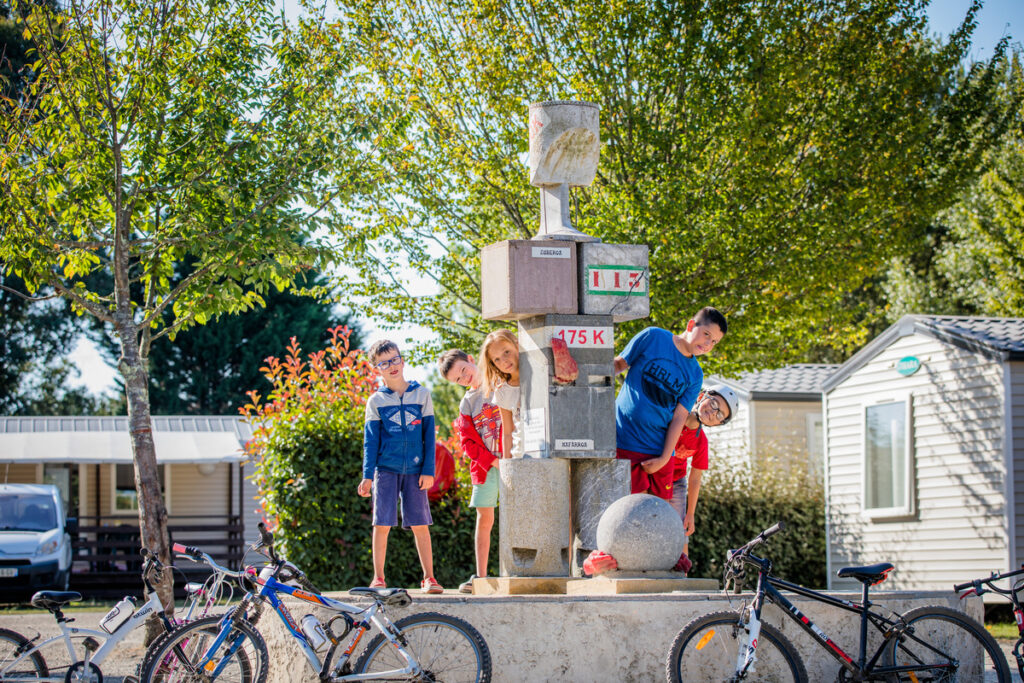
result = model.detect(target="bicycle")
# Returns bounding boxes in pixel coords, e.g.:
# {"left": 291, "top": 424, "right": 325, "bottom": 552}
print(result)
{"left": 138, "top": 523, "right": 492, "bottom": 683}
{"left": 955, "top": 566, "right": 1024, "bottom": 679}
{"left": 0, "top": 547, "right": 236, "bottom": 683}
{"left": 665, "top": 521, "right": 1010, "bottom": 682}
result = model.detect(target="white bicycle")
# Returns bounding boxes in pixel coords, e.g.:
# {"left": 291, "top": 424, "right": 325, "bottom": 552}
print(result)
{"left": 0, "top": 548, "right": 238, "bottom": 683}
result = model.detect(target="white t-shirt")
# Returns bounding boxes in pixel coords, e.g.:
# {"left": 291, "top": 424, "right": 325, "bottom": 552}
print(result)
{"left": 492, "top": 382, "right": 522, "bottom": 457}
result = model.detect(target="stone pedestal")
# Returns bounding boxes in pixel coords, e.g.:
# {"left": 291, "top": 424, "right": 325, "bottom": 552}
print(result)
{"left": 498, "top": 458, "right": 571, "bottom": 577}
{"left": 570, "top": 459, "right": 630, "bottom": 577}
{"left": 480, "top": 240, "right": 578, "bottom": 320}
{"left": 578, "top": 242, "right": 650, "bottom": 322}
{"left": 518, "top": 313, "right": 616, "bottom": 459}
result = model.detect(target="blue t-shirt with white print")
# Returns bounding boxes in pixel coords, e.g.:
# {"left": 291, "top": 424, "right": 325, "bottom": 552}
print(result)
{"left": 363, "top": 381, "right": 436, "bottom": 479}
{"left": 615, "top": 327, "right": 703, "bottom": 455}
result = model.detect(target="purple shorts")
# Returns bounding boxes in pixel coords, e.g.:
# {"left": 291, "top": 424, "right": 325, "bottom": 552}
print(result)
{"left": 372, "top": 470, "right": 433, "bottom": 528}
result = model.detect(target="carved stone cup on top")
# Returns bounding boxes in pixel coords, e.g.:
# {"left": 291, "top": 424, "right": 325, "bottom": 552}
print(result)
{"left": 528, "top": 100, "right": 600, "bottom": 243}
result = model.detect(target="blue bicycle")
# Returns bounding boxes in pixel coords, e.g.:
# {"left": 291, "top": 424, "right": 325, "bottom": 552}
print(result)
{"left": 138, "top": 524, "right": 491, "bottom": 682}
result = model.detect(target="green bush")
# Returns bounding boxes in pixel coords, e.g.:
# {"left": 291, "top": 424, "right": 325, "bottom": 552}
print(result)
{"left": 242, "top": 328, "right": 484, "bottom": 590}
{"left": 688, "top": 455, "right": 826, "bottom": 589}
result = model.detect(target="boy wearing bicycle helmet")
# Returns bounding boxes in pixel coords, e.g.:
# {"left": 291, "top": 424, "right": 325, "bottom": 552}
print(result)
{"left": 358, "top": 339, "right": 443, "bottom": 594}
{"left": 614, "top": 307, "right": 728, "bottom": 500}
{"left": 667, "top": 384, "right": 739, "bottom": 559}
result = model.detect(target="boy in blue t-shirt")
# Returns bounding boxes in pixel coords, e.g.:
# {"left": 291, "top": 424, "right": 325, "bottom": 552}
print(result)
{"left": 614, "top": 307, "right": 727, "bottom": 499}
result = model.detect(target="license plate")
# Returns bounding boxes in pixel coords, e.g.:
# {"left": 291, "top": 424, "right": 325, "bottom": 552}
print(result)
{"left": 0, "top": 568, "right": 17, "bottom": 577}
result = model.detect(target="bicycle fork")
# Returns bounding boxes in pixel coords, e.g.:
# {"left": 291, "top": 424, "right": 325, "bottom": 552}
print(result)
{"left": 736, "top": 607, "right": 763, "bottom": 676}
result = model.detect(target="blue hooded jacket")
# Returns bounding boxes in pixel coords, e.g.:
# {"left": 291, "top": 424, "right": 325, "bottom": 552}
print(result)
{"left": 362, "top": 381, "right": 436, "bottom": 479}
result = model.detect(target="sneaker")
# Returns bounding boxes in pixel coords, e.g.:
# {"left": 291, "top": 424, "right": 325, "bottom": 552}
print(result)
{"left": 458, "top": 575, "right": 478, "bottom": 594}
{"left": 369, "top": 577, "right": 386, "bottom": 588}
{"left": 421, "top": 577, "right": 444, "bottom": 594}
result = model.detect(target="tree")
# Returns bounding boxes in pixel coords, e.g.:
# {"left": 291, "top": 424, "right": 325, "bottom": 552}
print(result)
{"left": 86, "top": 268, "right": 365, "bottom": 415}
{"left": 883, "top": 56, "right": 1024, "bottom": 319}
{"left": 0, "top": 0, "right": 393, "bottom": 609}
{"left": 334, "top": 0, "right": 1018, "bottom": 373}
{"left": 0, "top": 0, "right": 58, "bottom": 105}
{"left": 0, "top": 272, "right": 86, "bottom": 413}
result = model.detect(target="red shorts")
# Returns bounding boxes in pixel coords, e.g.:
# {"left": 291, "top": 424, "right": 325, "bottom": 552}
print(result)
{"left": 617, "top": 448, "right": 674, "bottom": 500}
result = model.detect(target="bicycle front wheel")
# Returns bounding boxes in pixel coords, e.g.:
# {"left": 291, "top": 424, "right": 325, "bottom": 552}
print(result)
{"left": 137, "top": 614, "right": 268, "bottom": 683}
{"left": 886, "top": 605, "right": 1010, "bottom": 682}
{"left": 0, "top": 627, "right": 48, "bottom": 679}
{"left": 353, "top": 611, "right": 492, "bottom": 683}
{"left": 666, "top": 610, "right": 807, "bottom": 682}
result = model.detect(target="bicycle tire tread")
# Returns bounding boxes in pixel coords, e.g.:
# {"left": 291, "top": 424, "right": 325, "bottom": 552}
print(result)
{"left": 666, "top": 610, "right": 807, "bottom": 682}
{"left": 353, "top": 611, "right": 492, "bottom": 683}
{"left": 136, "top": 614, "right": 268, "bottom": 683}
{"left": 890, "top": 604, "right": 1011, "bottom": 683}
{"left": 0, "top": 626, "right": 49, "bottom": 678}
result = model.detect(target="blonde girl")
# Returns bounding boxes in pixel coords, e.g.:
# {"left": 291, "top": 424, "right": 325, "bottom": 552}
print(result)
{"left": 479, "top": 329, "right": 521, "bottom": 458}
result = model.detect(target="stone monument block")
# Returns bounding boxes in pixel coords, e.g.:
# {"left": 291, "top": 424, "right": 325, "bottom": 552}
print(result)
{"left": 596, "top": 494, "right": 685, "bottom": 572}
{"left": 578, "top": 242, "right": 650, "bottom": 322}
{"left": 498, "top": 458, "right": 572, "bottom": 577}
{"left": 517, "top": 314, "right": 616, "bottom": 459}
{"left": 480, "top": 240, "right": 577, "bottom": 320}
{"left": 570, "top": 458, "right": 629, "bottom": 577}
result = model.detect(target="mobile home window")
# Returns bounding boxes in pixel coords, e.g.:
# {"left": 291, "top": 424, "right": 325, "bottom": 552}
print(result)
{"left": 863, "top": 399, "right": 912, "bottom": 516}
{"left": 113, "top": 464, "right": 166, "bottom": 513}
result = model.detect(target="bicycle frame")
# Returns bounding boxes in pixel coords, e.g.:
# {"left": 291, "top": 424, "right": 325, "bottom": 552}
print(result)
{"left": 190, "top": 573, "right": 422, "bottom": 682}
{"left": 256, "top": 575, "right": 421, "bottom": 682}
{"left": 1, "top": 590, "right": 165, "bottom": 681}
{"left": 743, "top": 557, "right": 954, "bottom": 679}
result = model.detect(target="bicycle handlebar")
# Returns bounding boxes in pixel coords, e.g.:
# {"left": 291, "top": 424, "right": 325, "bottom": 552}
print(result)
{"left": 170, "top": 542, "right": 245, "bottom": 579}
{"left": 953, "top": 565, "right": 1024, "bottom": 594}
{"left": 728, "top": 521, "right": 786, "bottom": 562}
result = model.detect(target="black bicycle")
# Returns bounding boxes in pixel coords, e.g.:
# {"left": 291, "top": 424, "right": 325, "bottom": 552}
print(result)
{"left": 955, "top": 566, "right": 1024, "bottom": 680}
{"left": 666, "top": 522, "right": 1011, "bottom": 682}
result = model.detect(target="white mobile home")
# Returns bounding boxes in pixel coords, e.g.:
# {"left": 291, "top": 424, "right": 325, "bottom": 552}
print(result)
{"left": 824, "top": 316, "right": 1024, "bottom": 593}
{"left": 0, "top": 416, "right": 263, "bottom": 587}
{"left": 707, "top": 364, "right": 835, "bottom": 477}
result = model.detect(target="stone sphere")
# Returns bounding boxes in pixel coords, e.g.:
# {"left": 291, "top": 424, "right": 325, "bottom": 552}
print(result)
{"left": 596, "top": 494, "right": 685, "bottom": 571}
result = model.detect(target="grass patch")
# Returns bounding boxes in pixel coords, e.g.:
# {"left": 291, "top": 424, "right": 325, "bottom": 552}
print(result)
{"left": 987, "top": 621, "right": 1019, "bottom": 640}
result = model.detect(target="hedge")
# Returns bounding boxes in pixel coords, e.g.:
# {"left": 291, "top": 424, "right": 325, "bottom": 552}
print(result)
{"left": 242, "top": 328, "right": 490, "bottom": 590}
{"left": 687, "top": 456, "right": 826, "bottom": 589}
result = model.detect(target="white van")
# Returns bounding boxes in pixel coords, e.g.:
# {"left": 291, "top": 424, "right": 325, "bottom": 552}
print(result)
{"left": 0, "top": 483, "right": 73, "bottom": 592}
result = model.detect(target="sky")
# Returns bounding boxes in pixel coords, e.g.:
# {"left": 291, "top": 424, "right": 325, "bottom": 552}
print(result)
{"left": 66, "top": 0, "right": 1023, "bottom": 396}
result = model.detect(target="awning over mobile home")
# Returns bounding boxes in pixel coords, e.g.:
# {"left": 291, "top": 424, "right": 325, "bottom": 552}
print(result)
{"left": 0, "top": 416, "right": 252, "bottom": 464}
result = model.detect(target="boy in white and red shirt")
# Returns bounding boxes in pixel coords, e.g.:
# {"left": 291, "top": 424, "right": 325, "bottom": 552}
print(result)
{"left": 669, "top": 384, "right": 739, "bottom": 559}
{"left": 438, "top": 349, "right": 503, "bottom": 594}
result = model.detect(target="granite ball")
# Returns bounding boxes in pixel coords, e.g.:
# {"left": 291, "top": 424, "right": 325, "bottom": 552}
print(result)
{"left": 595, "top": 493, "right": 685, "bottom": 571}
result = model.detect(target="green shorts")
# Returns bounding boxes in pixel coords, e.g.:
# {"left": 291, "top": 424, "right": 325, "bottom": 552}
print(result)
{"left": 469, "top": 466, "right": 499, "bottom": 508}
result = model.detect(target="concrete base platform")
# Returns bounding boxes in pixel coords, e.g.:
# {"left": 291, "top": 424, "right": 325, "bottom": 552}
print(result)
{"left": 472, "top": 576, "right": 571, "bottom": 595}
{"left": 566, "top": 575, "right": 718, "bottom": 594}
{"left": 261, "top": 589, "right": 982, "bottom": 682}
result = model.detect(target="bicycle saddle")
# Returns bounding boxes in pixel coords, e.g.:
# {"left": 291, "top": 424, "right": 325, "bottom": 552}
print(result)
{"left": 31, "top": 590, "right": 83, "bottom": 610}
{"left": 836, "top": 562, "right": 894, "bottom": 586}
{"left": 349, "top": 587, "right": 413, "bottom": 607}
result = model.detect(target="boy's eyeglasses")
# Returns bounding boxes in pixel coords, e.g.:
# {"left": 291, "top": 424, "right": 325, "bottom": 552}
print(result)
{"left": 375, "top": 355, "right": 403, "bottom": 370}
{"left": 706, "top": 396, "right": 726, "bottom": 422}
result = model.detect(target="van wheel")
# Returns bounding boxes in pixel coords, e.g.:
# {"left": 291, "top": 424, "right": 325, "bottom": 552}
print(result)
{"left": 56, "top": 568, "right": 70, "bottom": 591}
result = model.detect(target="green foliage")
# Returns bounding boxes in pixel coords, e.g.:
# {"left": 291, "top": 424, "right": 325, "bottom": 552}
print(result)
{"left": 883, "top": 57, "right": 1024, "bottom": 319}
{"left": 689, "top": 457, "right": 826, "bottom": 589}
{"left": 0, "top": 0, "right": 395, "bottom": 351}
{"left": 244, "top": 329, "right": 482, "bottom": 589}
{"left": 331, "top": 0, "right": 1017, "bottom": 372}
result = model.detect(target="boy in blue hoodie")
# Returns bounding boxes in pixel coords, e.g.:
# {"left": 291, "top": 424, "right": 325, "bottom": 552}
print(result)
{"left": 357, "top": 339, "right": 442, "bottom": 593}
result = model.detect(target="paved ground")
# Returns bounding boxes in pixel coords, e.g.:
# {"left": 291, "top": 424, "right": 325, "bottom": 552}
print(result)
{"left": 0, "top": 611, "right": 145, "bottom": 682}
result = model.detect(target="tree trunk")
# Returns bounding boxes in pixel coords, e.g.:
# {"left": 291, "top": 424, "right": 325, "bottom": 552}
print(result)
{"left": 116, "top": 320, "right": 174, "bottom": 642}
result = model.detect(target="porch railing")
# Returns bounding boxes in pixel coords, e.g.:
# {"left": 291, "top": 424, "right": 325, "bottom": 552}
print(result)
{"left": 70, "top": 514, "right": 245, "bottom": 598}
